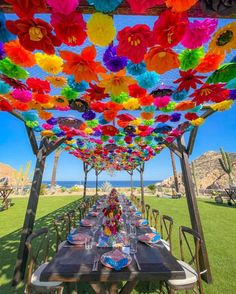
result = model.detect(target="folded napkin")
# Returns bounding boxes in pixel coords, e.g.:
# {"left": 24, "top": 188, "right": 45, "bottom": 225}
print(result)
{"left": 67, "top": 233, "right": 90, "bottom": 244}
{"left": 89, "top": 211, "right": 99, "bottom": 217}
{"left": 139, "top": 233, "right": 161, "bottom": 243}
{"left": 104, "top": 249, "right": 129, "bottom": 270}
{"left": 134, "top": 211, "right": 142, "bottom": 216}
{"left": 80, "top": 219, "right": 94, "bottom": 226}
{"left": 136, "top": 219, "right": 148, "bottom": 227}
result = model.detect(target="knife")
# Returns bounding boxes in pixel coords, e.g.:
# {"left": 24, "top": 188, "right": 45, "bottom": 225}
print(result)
{"left": 133, "top": 254, "right": 141, "bottom": 271}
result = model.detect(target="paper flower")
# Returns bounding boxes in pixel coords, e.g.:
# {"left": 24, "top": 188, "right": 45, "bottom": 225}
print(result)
{"left": 154, "top": 96, "right": 171, "bottom": 108}
{"left": 5, "top": 0, "right": 47, "bottom": 17}
{"left": 0, "top": 75, "right": 28, "bottom": 90}
{"left": 99, "top": 69, "right": 135, "bottom": 96}
{"left": 179, "top": 47, "right": 204, "bottom": 71}
{"left": 175, "top": 100, "right": 195, "bottom": 111}
{"left": 68, "top": 76, "right": 88, "bottom": 92}
{"left": 170, "top": 113, "right": 181, "bottom": 122}
{"left": 182, "top": 19, "right": 217, "bottom": 49}
{"left": 211, "top": 100, "right": 234, "bottom": 111}
{"left": 26, "top": 78, "right": 50, "bottom": 94}
{"left": 90, "top": 101, "right": 106, "bottom": 112}
{"left": 129, "top": 84, "right": 147, "bottom": 98}
{"left": 61, "top": 87, "right": 78, "bottom": 101}
{"left": 6, "top": 18, "right": 61, "bottom": 55}
{"left": 174, "top": 70, "right": 205, "bottom": 91}
{"left": 103, "top": 45, "right": 127, "bottom": 72}
{"left": 101, "top": 125, "right": 119, "bottom": 136}
{"left": 153, "top": 10, "right": 188, "bottom": 48}
{"left": 82, "top": 110, "right": 96, "bottom": 121}
{"left": 46, "top": 76, "right": 67, "bottom": 88}
{"left": 0, "top": 42, "right": 6, "bottom": 60}
{"left": 201, "top": 0, "right": 236, "bottom": 16}
{"left": 11, "top": 100, "right": 30, "bottom": 111}
{"left": 33, "top": 93, "right": 51, "bottom": 104}
{"left": 126, "top": 0, "right": 165, "bottom": 14}
{"left": 111, "top": 92, "right": 129, "bottom": 104}
{"left": 123, "top": 98, "right": 140, "bottom": 110}
{"left": 60, "top": 46, "right": 106, "bottom": 83}
{"left": 0, "top": 58, "right": 29, "bottom": 79}
{"left": 207, "top": 63, "right": 236, "bottom": 84}
{"left": 160, "top": 101, "right": 176, "bottom": 112}
{"left": 145, "top": 46, "right": 179, "bottom": 74}
{"left": 46, "top": 0, "right": 79, "bottom": 14}
{"left": 139, "top": 95, "right": 154, "bottom": 106}
{"left": 126, "top": 61, "right": 146, "bottom": 76}
{"left": 35, "top": 53, "right": 63, "bottom": 75}
{"left": 103, "top": 110, "right": 118, "bottom": 122}
{"left": 208, "top": 22, "right": 236, "bottom": 54}
{"left": 226, "top": 77, "right": 236, "bottom": 90}
{"left": 0, "top": 96, "right": 12, "bottom": 111}
{"left": 12, "top": 89, "right": 32, "bottom": 103}
{"left": 0, "top": 80, "right": 11, "bottom": 94}
{"left": 87, "top": 0, "right": 122, "bottom": 12}
{"left": 117, "top": 25, "right": 154, "bottom": 64}
{"left": 229, "top": 89, "right": 236, "bottom": 100}
{"left": 191, "top": 118, "right": 205, "bottom": 126}
{"left": 50, "top": 12, "right": 86, "bottom": 46}
{"left": 87, "top": 13, "right": 116, "bottom": 47}
{"left": 195, "top": 52, "right": 225, "bottom": 73}
{"left": 4, "top": 39, "right": 35, "bottom": 67}
{"left": 86, "top": 83, "right": 108, "bottom": 101}
{"left": 165, "top": 0, "right": 198, "bottom": 12}
{"left": 137, "top": 71, "right": 159, "bottom": 89}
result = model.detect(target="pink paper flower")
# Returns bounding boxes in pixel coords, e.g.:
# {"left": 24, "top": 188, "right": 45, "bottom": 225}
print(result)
{"left": 46, "top": 0, "right": 79, "bottom": 14}
{"left": 12, "top": 89, "right": 32, "bottom": 103}
{"left": 126, "top": 0, "right": 164, "bottom": 14}
{"left": 154, "top": 96, "right": 171, "bottom": 108}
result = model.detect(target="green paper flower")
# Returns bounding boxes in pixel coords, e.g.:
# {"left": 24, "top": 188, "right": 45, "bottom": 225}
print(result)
{"left": 86, "top": 119, "right": 99, "bottom": 128}
{"left": 160, "top": 102, "right": 176, "bottom": 113}
{"left": 61, "top": 87, "right": 78, "bottom": 101}
{"left": 101, "top": 135, "right": 109, "bottom": 142}
{"left": 110, "top": 92, "right": 129, "bottom": 104}
{"left": 25, "top": 121, "right": 38, "bottom": 128}
{"left": 143, "top": 119, "right": 154, "bottom": 126}
{"left": 179, "top": 47, "right": 204, "bottom": 71}
{"left": 0, "top": 58, "right": 29, "bottom": 79}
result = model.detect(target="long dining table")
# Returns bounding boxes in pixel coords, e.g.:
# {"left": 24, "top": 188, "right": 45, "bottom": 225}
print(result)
{"left": 40, "top": 196, "right": 185, "bottom": 294}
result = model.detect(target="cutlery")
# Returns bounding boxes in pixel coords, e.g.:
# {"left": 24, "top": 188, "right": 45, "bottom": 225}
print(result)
{"left": 133, "top": 254, "right": 141, "bottom": 271}
{"left": 93, "top": 253, "right": 100, "bottom": 271}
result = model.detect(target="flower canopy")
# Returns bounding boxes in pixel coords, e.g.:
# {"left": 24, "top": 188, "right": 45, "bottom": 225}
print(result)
{"left": 0, "top": 1, "right": 235, "bottom": 172}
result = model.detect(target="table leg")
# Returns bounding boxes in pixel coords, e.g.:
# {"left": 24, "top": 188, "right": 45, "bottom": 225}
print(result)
{"left": 90, "top": 282, "right": 109, "bottom": 294}
{"left": 65, "top": 282, "right": 78, "bottom": 294}
{"left": 109, "top": 282, "right": 119, "bottom": 294}
{"left": 119, "top": 280, "right": 138, "bottom": 294}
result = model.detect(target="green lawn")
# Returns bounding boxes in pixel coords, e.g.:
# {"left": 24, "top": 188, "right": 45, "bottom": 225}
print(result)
{"left": 0, "top": 196, "right": 235, "bottom": 293}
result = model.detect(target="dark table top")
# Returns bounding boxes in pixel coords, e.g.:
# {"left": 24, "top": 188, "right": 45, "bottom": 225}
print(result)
{"left": 41, "top": 201, "right": 185, "bottom": 283}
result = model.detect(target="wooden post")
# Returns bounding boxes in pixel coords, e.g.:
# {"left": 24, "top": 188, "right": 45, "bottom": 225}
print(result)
{"left": 83, "top": 162, "right": 88, "bottom": 199}
{"left": 137, "top": 163, "right": 145, "bottom": 213}
{"left": 170, "top": 150, "right": 179, "bottom": 193}
{"left": 130, "top": 170, "right": 133, "bottom": 197}
{"left": 177, "top": 136, "right": 212, "bottom": 283}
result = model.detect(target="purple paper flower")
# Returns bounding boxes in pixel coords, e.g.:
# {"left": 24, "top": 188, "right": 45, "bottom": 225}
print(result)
{"left": 82, "top": 110, "right": 96, "bottom": 120}
{"left": 103, "top": 45, "right": 127, "bottom": 72}
{"left": 0, "top": 42, "right": 6, "bottom": 60}
{"left": 229, "top": 89, "right": 236, "bottom": 100}
{"left": 170, "top": 113, "right": 181, "bottom": 122}
{"left": 47, "top": 117, "right": 58, "bottom": 125}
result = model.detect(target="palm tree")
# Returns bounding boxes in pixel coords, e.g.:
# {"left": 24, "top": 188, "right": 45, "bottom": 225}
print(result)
{"left": 51, "top": 148, "right": 63, "bottom": 189}
{"left": 170, "top": 150, "right": 179, "bottom": 192}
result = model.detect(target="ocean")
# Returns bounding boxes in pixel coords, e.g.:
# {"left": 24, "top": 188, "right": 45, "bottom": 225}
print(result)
{"left": 43, "top": 180, "right": 159, "bottom": 188}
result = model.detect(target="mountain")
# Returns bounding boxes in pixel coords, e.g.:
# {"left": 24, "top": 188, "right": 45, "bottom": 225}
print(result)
{"left": 0, "top": 162, "right": 17, "bottom": 185}
{"left": 160, "top": 151, "right": 236, "bottom": 192}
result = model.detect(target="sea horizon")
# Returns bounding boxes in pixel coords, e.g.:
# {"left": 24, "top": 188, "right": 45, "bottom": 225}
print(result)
{"left": 43, "top": 180, "right": 160, "bottom": 188}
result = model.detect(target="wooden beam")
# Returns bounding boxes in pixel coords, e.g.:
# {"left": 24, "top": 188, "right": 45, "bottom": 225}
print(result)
{"left": 165, "top": 142, "right": 182, "bottom": 158}
{"left": 177, "top": 136, "right": 212, "bottom": 283}
{"left": 187, "top": 127, "right": 198, "bottom": 156}
{"left": 25, "top": 126, "right": 39, "bottom": 155}
{"left": 45, "top": 137, "right": 66, "bottom": 156}
{"left": 12, "top": 137, "right": 48, "bottom": 285}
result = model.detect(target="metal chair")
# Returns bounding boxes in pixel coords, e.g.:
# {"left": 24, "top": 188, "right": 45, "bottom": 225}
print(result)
{"left": 166, "top": 226, "right": 204, "bottom": 294}
{"left": 160, "top": 215, "right": 173, "bottom": 252}
{"left": 53, "top": 214, "right": 70, "bottom": 251}
{"left": 25, "top": 228, "right": 63, "bottom": 294}
{"left": 150, "top": 209, "right": 160, "bottom": 232}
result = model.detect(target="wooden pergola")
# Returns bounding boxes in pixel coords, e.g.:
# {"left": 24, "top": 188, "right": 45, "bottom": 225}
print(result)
{"left": 1, "top": 0, "right": 235, "bottom": 289}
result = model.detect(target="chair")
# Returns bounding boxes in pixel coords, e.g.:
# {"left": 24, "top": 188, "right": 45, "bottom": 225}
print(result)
{"left": 150, "top": 209, "right": 160, "bottom": 232}
{"left": 66, "top": 209, "right": 77, "bottom": 232}
{"left": 160, "top": 215, "right": 173, "bottom": 252}
{"left": 25, "top": 228, "right": 63, "bottom": 294}
{"left": 53, "top": 214, "right": 70, "bottom": 251}
{"left": 77, "top": 202, "right": 86, "bottom": 221}
{"left": 145, "top": 204, "right": 151, "bottom": 222}
{"left": 166, "top": 226, "right": 204, "bottom": 294}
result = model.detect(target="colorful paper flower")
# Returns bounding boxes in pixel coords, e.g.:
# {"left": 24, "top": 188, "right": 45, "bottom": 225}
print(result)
{"left": 0, "top": 42, "right": 6, "bottom": 60}
{"left": 87, "top": 13, "right": 116, "bottom": 47}
{"left": 0, "top": 58, "right": 29, "bottom": 79}
{"left": 208, "top": 22, "right": 236, "bottom": 54}
{"left": 172, "top": 90, "right": 188, "bottom": 101}
{"left": 50, "top": 11, "right": 86, "bottom": 46}
{"left": 82, "top": 110, "right": 96, "bottom": 121}
{"left": 101, "top": 125, "right": 119, "bottom": 136}
{"left": 52, "top": 95, "right": 69, "bottom": 108}
{"left": 33, "top": 93, "right": 51, "bottom": 104}
{"left": 0, "top": 80, "right": 11, "bottom": 94}
{"left": 139, "top": 95, "right": 154, "bottom": 106}
{"left": 111, "top": 92, "right": 129, "bottom": 104}
{"left": 153, "top": 10, "right": 188, "bottom": 48}
{"left": 123, "top": 98, "right": 140, "bottom": 110}
{"left": 145, "top": 46, "right": 179, "bottom": 74}
{"left": 61, "top": 87, "right": 78, "bottom": 101}
{"left": 211, "top": 100, "right": 234, "bottom": 111}
{"left": 201, "top": 0, "right": 236, "bottom": 16}
{"left": 87, "top": 0, "right": 122, "bottom": 12}
{"left": 103, "top": 45, "right": 127, "bottom": 73}
{"left": 26, "top": 78, "right": 50, "bottom": 94}
{"left": 0, "top": 96, "right": 12, "bottom": 111}
{"left": 229, "top": 89, "right": 236, "bottom": 100}
{"left": 4, "top": 39, "right": 35, "bottom": 67}
{"left": 160, "top": 101, "right": 176, "bottom": 112}
{"left": 60, "top": 46, "right": 106, "bottom": 83}
{"left": 6, "top": 18, "right": 61, "bottom": 55}
{"left": 165, "top": 0, "right": 198, "bottom": 12}
{"left": 86, "top": 83, "right": 109, "bottom": 101}
{"left": 35, "top": 53, "right": 63, "bottom": 75}
{"left": 179, "top": 47, "right": 204, "bottom": 71}
{"left": 206, "top": 63, "right": 236, "bottom": 84}
{"left": 126, "top": 61, "right": 146, "bottom": 76}
{"left": 182, "top": 19, "right": 217, "bottom": 49}
{"left": 126, "top": 0, "right": 165, "bottom": 14}
{"left": 174, "top": 70, "right": 206, "bottom": 91}
{"left": 46, "top": 76, "right": 67, "bottom": 88}
{"left": 154, "top": 96, "right": 171, "bottom": 108}
{"left": 46, "top": 0, "right": 79, "bottom": 15}
{"left": 90, "top": 101, "right": 106, "bottom": 112}
{"left": 174, "top": 100, "right": 195, "bottom": 111}
{"left": 99, "top": 69, "right": 135, "bottom": 96}
{"left": 12, "top": 89, "right": 32, "bottom": 103}
{"left": 137, "top": 71, "right": 159, "bottom": 89}
{"left": 5, "top": 0, "right": 47, "bottom": 18}
{"left": 117, "top": 24, "right": 154, "bottom": 64}
{"left": 195, "top": 52, "right": 225, "bottom": 73}
{"left": 0, "top": 75, "right": 28, "bottom": 90}
{"left": 129, "top": 84, "right": 147, "bottom": 98}
{"left": 68, "top": 76, "right": 88, "bottom": 92}
{"left": 191, "top": 118, "right": 205, "bottom": 126}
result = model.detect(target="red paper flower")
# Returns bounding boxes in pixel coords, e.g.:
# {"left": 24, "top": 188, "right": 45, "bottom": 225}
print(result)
{"left": 139, "top": 94, "right": 154, "bottom": 106}
{"left": 105, "top": 101, "right": 123, "bottom": 111}
{"left": 153, "top": 10, "right": 188, "bottom": 48}
{"left": 128, "top": 84, "right": 147, "bottom": 98}
{"left": 90, "top": 101, "right": 106, "bottom": 112}
{"left": 86, "top": 83, "right": 109, "bottom": 101}
{"left": 103, "top": 110, "right": 118, "bottom": 122}
{"left": 0, "top": 75, "right": 29, "bottom": 90}
{"left": 50, "top": 12, "right": 86, "bottom": 46}
{"left": 185, "top": 113, "right": 199, "bottom": 120}
{"left": 173, "top": 70, "right": 206, "bottom": 91}
{"left": 60, "top": 46, "right": 106, "bottom": 83}
{"left": 195, "top": 53, "right": 225, "bottom": 73}
{"left": 6, "top": 18, "right": 61, "bottom": 55}
{"left": 0, "top": 96, "right": 12, "bottom": 111}
{"left": 117, "top": 24, "right": 154, "bottom": 63}
{"left": 155, "top": 114, "right": 170, "bottom": 122}
{"left": 117, "top": 114, "right": 135, "bottom": 121}
{"left": 101, "top": 125, "right": 119, "bottom": 136}
{"left": 26, "top": 78, "right": 50, "bottom": 94}
{"left": 5, "top": 0, "right": 47, "bottom": 18}
{"left": 190, "top": 84, "right": 229, "bottom": 105}
{"left": 33, "top": 93, "right": 51, "bottom": 104}
{"left": 126, "top": 0, "right": 165, "bottom": 13}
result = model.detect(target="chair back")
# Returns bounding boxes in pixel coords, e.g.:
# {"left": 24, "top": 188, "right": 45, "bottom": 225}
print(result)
{"left": 53, "top": 214, "right": 70, "bottom": 251}
{"left": 160, "top": 215, "right": 173, "bottom": 252}
{"left": 151, "top": 209, "right": 160, "bottom": 231}
{"left": 25, "top": 228, "right": 49, "bottom": 286}
{"left": 77, "top": 202, "right": 86, "bottom": 220}
{"left": 145, "top": 204, "right": 151, "bottom": 222}
{"left": 66, "top": 209, "right": 77, "bottom": 231}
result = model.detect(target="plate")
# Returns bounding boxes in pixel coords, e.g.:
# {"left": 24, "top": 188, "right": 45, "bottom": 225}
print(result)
{"left": 80, "top": 220, "right": 95, "bottom": 227}
{"left": 100, "top": 250, "right": 132, "bottom": 269}
{"left": 138, "top": 233, "right": 161, "bottom": 244}
{"left": 67, "top": 233, "right": 90, "bottom": 245}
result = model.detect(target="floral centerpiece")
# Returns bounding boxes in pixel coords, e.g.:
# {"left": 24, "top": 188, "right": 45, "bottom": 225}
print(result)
{"left": 102, "top": 204, "right": 122, "bottom": 236}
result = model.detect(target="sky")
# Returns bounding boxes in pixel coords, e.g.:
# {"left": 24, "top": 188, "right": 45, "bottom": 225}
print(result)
{"left": 0, "top": 14, "right": 235, "bottom": 182}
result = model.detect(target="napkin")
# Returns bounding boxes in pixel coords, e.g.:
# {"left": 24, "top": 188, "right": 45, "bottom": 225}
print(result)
{"left": 136, "top": 219, "right": 148, "bottom": 227}
{"left": 67, "top": 233, "right": 89, "bottom": 244}
{"left": 80, "top": 219, "right": 94, "bottom": 226}
{"left": 89, "top": 211, "right": 99, "bottom": 217}
{"left": 139, "top": 233, "right": 161, "bottom": 243}
{"left": 104, "top": 250, "right": 129, "bottom": 271}
{"left": 134, "top": 211, "right": 142, "bottom": 217}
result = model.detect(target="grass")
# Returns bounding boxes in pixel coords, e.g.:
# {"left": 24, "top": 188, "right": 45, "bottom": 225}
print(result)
{"left": 0, "top": 195, "right": 236, "bottom": 293}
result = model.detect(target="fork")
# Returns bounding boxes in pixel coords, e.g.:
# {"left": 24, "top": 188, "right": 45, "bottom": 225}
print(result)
{"left": 92, "top": 253, "right": 100, "bottom": 271}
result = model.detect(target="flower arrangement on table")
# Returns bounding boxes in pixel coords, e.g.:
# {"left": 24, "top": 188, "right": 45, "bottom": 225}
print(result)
{"left": 102, "top": 204, "right": 122, "bottom": 236}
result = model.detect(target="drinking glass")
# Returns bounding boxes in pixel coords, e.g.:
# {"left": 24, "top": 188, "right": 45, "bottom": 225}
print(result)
{"left": 85, "top": 237, "right": 93, "bottom": 250}
{"left": 129, "top": 224, "right": 136, "bottom": 237}
{"left": 130, "top": 235, "right": 137, "bottom": 254}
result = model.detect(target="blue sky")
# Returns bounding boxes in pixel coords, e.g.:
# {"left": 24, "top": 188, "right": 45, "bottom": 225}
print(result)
{"left": 0, "top": 14, "right": 235, "bottom": 182}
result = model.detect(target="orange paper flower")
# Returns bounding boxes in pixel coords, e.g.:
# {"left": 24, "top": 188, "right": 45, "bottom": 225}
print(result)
{"left": 165, "top": 0, "right": 198, "bottom": 12}
{"left": 60, "top": 46, "right": 106, "bottom": 83}
{"left": 174, "top": 100, "right": 196, "bottom": 111}
{"left": 195, "top": 52, "right": 225, "bottom": 73}
{"left": 46, "top": 76, "right": 67, "bottom": 88}
{"left": 144, "top": 46, "right": 179, "bottom": 74}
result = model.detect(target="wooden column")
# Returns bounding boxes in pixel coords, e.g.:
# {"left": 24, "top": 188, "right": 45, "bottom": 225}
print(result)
{"left": 137, "top": 163, "right": 145, "bottom": 213}
{"left": 95, "top": 169, "right": 102, "bottom": 196}
{"left": 83, "top": 163, "right": 93, "bottom": 198}
{"left": 126, "top": 170, "right": 134, "bottom": 197}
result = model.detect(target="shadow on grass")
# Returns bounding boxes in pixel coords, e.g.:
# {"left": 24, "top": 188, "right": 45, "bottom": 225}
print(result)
{"left": 204, "top": 201, "right": 236, "bottom": 209}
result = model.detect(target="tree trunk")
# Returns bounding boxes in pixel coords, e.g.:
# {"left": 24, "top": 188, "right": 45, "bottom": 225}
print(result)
{"left": 50, "top": 149, "right": 61, "bottom": 188}
{"left": 170, "top": 150, "right": 179, "bottom": 193}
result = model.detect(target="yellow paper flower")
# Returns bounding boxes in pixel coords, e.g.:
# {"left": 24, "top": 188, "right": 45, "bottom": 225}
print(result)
{"left": 209, "top": 22, "right": 236, "bottom": 54}
{"left": 211, "top": 100, "right": 234, "bottom": 111}
{"left": 52, "top": 95, "right": 68, "bottom": 108}
{"left": 41, "top": 130, "right": 54, "bottom": 137}
{"left": 99, "top": 70, "right": 135, "bottom": 96}
{"left": 35, "top": 53, "right": 63, "bottom": 74}
{"left": 191, "top": 118, "right": 205, "bottom": 126}
{"left": 123, "top": 98, "right": 140, "bottom": 110}
{"left": 84, "top": 127, "right": 93, "bottom": 135}
{"left": 46, "top": 76, "right": 67, "bottom": 88}
{"left": 87, "top": 13, "right": 116, "bottom": 47}
{"left": 130, "top": 118, "right": 142, "bottom": 126}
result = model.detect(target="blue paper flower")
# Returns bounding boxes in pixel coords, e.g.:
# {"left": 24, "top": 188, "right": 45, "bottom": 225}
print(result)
{"left": 0, "top": 13, "right": 16, "bottom": 42}
{"left": 67, "top": 76, "right": 88, "bottom": 92}
{"left": 87, "top": 0, "right": 122, "bottom": 13}
{"left": 0, "top": 80, "right": 11, "bottom": 94}
{"left": 82, "top": 110, "right": 96, "bottom": 120}
{"left": 22, "top": 111, "right": 38, "bottom": 122}
{"left": 127, "top": 61, "right": 146, "bottom": 76}
{"left": 103, "top": 45, "right": 127, "bottom": 72}
{"left": 229, "top": 89, "right": 236, "bottom": 100}
{"left": 172, "top": 90, "right": 188, "bottom": 101}
{"left": 137, "top": 71, "right": 159, "bottom": 89}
